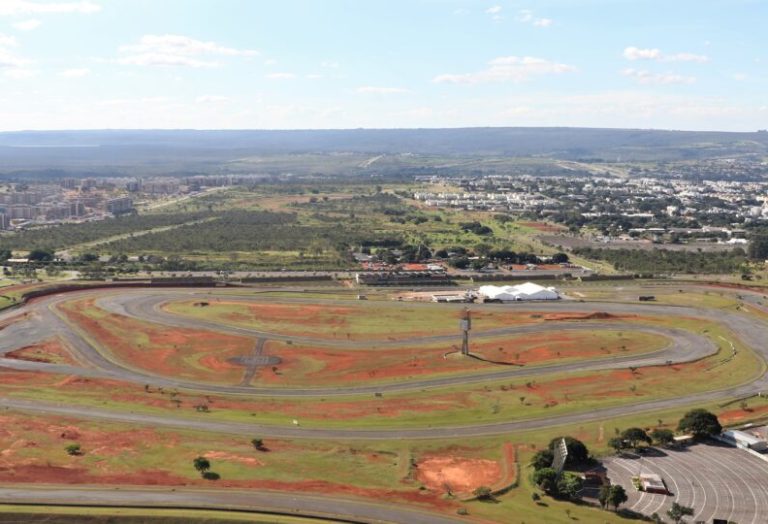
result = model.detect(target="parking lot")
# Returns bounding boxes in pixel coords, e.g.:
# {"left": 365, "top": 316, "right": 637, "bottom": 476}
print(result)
{"left": 603, "top": 441, "right": 768, "bottom": 524}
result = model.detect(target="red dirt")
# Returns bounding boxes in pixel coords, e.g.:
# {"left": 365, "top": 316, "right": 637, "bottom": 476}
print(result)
{"left": 519, "top": 221, "right": 566, "bottom": 232}
{"left": 719, "top": 404, "right": 768, "bottom": 425}
{"left": 0, "top": 412, "right": 457, "bottom": 512}
{"left": 4, "top": 338, "right": 78, "bottom": 366}
{"left": 416, "top": 455, "right": 501, "bottom": 493}
{"left": 543, "top": 312, "right": 622, "bottom": 321}
{"left": 59, "top": 298, "right": 251, "bottom": 383}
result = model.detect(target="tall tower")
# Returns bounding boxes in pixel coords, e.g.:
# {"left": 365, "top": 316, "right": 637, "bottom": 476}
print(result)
{"left": 460, "top": 308, "right": 471, "bottom": 355}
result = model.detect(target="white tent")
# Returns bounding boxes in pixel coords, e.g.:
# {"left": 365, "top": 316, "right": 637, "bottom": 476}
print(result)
{"left": 478, "top": 282, "right": 560, "bottom": 302}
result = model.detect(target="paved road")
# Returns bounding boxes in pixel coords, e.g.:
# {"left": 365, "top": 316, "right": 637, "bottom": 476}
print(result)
{"left": 0, "top": 486, "right": 464, "bottom": 524}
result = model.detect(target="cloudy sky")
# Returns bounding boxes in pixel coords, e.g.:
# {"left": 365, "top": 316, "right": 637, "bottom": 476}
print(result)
{"left": 0, "top": 0, "right": 765, "bottom": 131}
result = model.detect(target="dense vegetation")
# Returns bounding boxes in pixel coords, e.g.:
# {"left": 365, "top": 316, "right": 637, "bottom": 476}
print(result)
{"left": 573, "top": 246, "right": 747, "bottom": 274}
{"left": 103, "top": 210, "right": 401, "bottom": 260}
{"left": 0, "top": 212, "right": 210, "bottom": 252}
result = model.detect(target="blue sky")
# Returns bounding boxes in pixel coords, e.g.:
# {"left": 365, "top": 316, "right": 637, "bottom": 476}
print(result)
{"left": 0, "top": 0, "right": 765, "bottom": 131}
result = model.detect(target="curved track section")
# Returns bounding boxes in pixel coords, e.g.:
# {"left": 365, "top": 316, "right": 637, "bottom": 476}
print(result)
{"left": 0, "top": 290, "right": 721, "bottom": 397}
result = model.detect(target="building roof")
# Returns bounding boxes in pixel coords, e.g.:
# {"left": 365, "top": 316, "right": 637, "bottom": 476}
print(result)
{"left": 478, "top": 282, "right": 560, "bottom": 300}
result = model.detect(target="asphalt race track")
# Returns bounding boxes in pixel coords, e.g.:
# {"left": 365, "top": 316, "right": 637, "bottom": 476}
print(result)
{"left": 2, "top": 285, "right": 768, "bottom": 522}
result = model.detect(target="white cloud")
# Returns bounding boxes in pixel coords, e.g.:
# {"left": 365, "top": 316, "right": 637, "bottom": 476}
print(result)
{"left": 0, "top": 33, "right": 18, "bottom": 47}
{"left": 623, "top": 46, "right": 708, "bottom": 63}
{"left": 4, "top": 68, "right": 37, "bottom": 79}
{"left": 622, "top": 68, "right": 696, "bottom": 85}
{"left": 265, "top": 72, "right": 296, "bottom": 80}
{"left": 118, "top": 34, "right": 258, "bottom": 68}
{"left": 517, "top": 10, "right": 552, "bottom": 28}
{"left": 665, "top": 52, "right": 709, "bottom": 63}
{"left": 60, "top": 67, "right": 90, "bottom": 77}
{"left": 485, "top": 5, "right": 502, "bottom": 20}
{"left": 264, "top": 58, "right": 277, "bottom": 66}
{"left": 13, "top": 19, "right": 41, "bottom": 31}
{"left": 356, "top": 86, "right": 409, "bottom": 94}
{"left": 0, "top": 1, "right": 101, "bottom": 16}
{"left": 305, "top": 73, "right": 323, "bottom": 79}
{"left": 196, "top": 95, "right": 229, "bottom": 104}
{"left": 732, "top": 73, "right": 748, "bottom": 81}
{"left": 0, "top": 34, "right": 33, "bottom": 76}
{"left": 320, "top": 60, "right": 339, "bottom": 69}
{"left": 434, "top": 56, "right": 576, "bottom": 84}
{"left": 623, "top": 47, "right": 662, "bottom": 61}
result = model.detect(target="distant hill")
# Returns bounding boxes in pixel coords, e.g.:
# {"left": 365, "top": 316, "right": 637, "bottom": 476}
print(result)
{"left": 0, "top": 127, "right": 766, "bottom": 176}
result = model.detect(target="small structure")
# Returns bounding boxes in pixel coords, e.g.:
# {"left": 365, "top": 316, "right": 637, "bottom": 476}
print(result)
{"left": 431, "top": 291, "right": 475, "bottom": 303}
{"left": 720, "top": 429, "right": 768, "bottom": 451}
{"left": 478, "top": 282, "right": 560, "bottom": 302}
{"left": 671, "top": 435, "right": 694, "bottom": 448}
{"left": 459, "top": 308, "right": 471, "bottom": 355}
{"left": 551, "top": 437, "right": 569, "bottom": 475}
{"left": 639, "top": 473, "right": 668, "bottom": 495}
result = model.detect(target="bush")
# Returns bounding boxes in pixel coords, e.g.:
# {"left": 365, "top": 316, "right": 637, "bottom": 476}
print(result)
{"left": 65, "top": 443, "right": 81, "bottom": 456}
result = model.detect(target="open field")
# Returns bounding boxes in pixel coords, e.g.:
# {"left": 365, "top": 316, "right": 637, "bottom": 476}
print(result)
{"left": 2, "top": 281, "right": 768, "bottom": 522}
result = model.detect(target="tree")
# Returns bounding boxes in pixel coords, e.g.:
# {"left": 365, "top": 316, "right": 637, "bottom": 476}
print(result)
{"left": 472, "top": 486, "right": 494, "bottom": 500}
{"left": 530, "top": 449, "right": 554, "bottom": 471}
{"left": 599, "top": 485, "right": 627, "bottom": 511}
{"left": 621, "top": 427, "right": 652, "bottom": 449}
{"left": 608, "top": 437, "right": 625, "bottom": 453}
{"left": 748, "top": 235, "right": 768, "bottom": 260}
{"left": 532, "top": 467, "right": 558, "bottom": 494}
{"left": 548, "top": 436, "right": 590, "bottom": 467}
{"left": 448, "top": 256, "right": 470, "bottom": 269}
{"left": 27, "top": 248, "right": 54, "bottom": 262}
{"left": 650, "top": 428, "right": 675, "bottom": 446}
{"left": 556, "top": 472, "right": 583, "bottom": 500}
{"left": 552, "top": 252, "right": 570, "bottom": 264}
{"left": 251, "top": 438, "right": 265, "bottom": 450}
{"left": 193, "top": 456, "right": 211, "bottom": 476}
{"left": 677, "top": 409, "right": 722, "bottom": 439}
{"left": 667, "top": 502, "right": 694, "bottom": 523}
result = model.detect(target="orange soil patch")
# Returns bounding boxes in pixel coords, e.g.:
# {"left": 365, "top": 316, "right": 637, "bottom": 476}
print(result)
{"left": 719, "top": 404, "right": 768, "bottom": 425}
{"left": 59, "top": 298, "right": 251, "bottom": 384}
{"left": 0, "top": 412, "right": 456, "bottom": 512}
{"left": 470, "top": 330, "right": 652, "bottom": 365}
{"left": 543, "top": 312, "right": 622, "bottom": 321}
{"left": 4, "top": 338, "right": 78, "bottom": 366}
{"left": 257, "top": 327, "right": 658, "bottom": 385}
{"left": 204, "top": 450, "right": 263, "bottom": 467}
{"left": 416, "top": 455, "right": 501, "bottom": 493}
{"left": 519, "top": 221, "right": 566, "bottom": 232}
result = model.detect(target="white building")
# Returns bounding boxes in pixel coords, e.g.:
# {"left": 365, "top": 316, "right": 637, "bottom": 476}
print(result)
{"left": 720, "top": 430, "right": 768, "bottom": 451}
{"left": 478, "top": 282, "right": 560, "bottom": 302}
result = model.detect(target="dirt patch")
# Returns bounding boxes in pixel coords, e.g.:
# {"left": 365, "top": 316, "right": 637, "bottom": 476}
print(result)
{"left": 544, "top": 312, "right": 621, "bottom": 321}
{"left": 416, "top": 455, "right": 501, "bottom": 493}
{"left": 204, "top": 450, "right": 263, "bottom": 467}
{"left": 519, "top": 221, "right": 566, "bottom": 233}
{"left": 4, "top": 338, "right": 78, "bottom": 366}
